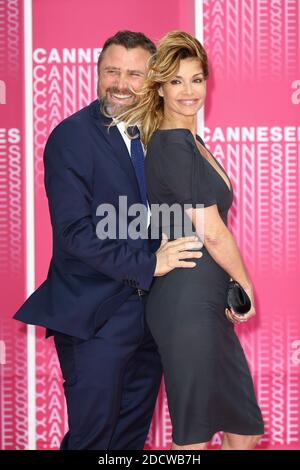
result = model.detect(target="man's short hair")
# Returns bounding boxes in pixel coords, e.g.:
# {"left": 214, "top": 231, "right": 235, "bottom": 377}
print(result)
{"left": 97, "top": 30, "right": 156, "bottom": 70}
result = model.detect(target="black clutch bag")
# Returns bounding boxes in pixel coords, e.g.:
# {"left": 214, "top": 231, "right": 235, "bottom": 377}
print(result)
{"left": 226, "top": 280, "right": 251, "bottom": 315}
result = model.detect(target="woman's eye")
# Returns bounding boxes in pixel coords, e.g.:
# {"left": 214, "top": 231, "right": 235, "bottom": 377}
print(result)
{"left": 194, "top": 78, "right": 203, "bottom": 83}
{"left": 170, "top": 80, "right": 180, "bottom": 85}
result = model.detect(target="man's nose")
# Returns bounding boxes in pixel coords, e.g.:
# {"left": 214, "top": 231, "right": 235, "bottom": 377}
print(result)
{"left": 115, "top": 73, "right": 129, "bottom": 92}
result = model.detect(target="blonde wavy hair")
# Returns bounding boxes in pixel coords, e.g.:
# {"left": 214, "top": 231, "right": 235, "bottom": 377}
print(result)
{"left": 114, "top": 30, "right": 209, "bottom": 147}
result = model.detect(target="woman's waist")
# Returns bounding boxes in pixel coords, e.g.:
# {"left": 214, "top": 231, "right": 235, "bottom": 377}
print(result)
{"left": 149, "top": 220, "right": 228, "bottom": 244}
{"left": 154, "top": 249, "right": 230, "bottom": 284}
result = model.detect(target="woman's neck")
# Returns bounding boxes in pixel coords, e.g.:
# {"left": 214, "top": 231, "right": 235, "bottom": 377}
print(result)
{"left": 160, "top": 115, "right": 197, "bottom": 137}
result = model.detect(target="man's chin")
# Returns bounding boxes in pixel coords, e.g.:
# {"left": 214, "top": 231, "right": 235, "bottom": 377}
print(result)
{"left": 99, "top": 98, "right": 134, "bottom": 118}
{"left": 101, "top": 103, "right": 123, "bottom": 118}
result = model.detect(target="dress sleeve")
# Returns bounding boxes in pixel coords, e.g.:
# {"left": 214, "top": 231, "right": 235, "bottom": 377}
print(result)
{"left": 159, "top": 137, "right": 217, "bottom": 208}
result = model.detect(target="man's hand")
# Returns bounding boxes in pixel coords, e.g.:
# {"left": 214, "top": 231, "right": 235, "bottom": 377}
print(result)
{"left": 154, "top": 235, "right": 203, "bottom": 277}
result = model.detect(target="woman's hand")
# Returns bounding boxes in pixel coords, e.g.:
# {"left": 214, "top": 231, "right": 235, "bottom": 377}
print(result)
{"left": 225, "top": 286, "right": 256, "bottom": 325}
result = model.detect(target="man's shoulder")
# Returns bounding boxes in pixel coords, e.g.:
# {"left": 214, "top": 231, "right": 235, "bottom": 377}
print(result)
{"left": 47, "top": 100, "right": 98, "bottom": 145}
{"left": 43, "top": 103, "right": 98, "bottom": 167}
{"left": 47, "top": 100, "right": 101, "bottom": 151}
{"left": 54, "top": 100, "right": 95, "bottom": 132}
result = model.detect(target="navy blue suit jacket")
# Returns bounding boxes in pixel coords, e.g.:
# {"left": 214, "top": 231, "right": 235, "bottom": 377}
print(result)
{"left": 14, "top": 100, "right": 157, "bottom": 339}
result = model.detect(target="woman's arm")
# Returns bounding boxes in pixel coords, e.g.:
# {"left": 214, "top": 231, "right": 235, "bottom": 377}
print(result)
{"left": 186, "top": 204, "right": 256, "bottom": 323}
{"left": 187, "top": 205, "right": 252, "bottom": 290}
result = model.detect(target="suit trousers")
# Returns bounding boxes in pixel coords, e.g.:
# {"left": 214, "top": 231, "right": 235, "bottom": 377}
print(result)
{"left": 53, "top": 293, "right": 162, "bottom": 450}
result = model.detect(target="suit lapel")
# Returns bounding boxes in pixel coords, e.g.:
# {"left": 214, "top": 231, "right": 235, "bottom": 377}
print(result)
{"left": 89, "top": 100, "right": 141, "bottom": 200}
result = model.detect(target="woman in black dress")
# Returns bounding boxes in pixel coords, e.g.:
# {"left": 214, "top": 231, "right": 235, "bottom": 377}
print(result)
{"left": 117, "top": 31, "right": 264, "bottom": 450}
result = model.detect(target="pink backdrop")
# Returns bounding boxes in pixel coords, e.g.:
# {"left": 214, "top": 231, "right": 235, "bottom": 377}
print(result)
{"left": 0, "top": 0, "right": 299, "bottom": 450}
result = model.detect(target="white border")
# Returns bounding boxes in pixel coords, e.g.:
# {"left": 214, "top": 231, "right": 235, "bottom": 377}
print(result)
{"left": 194, "top": 0, "right": 204, "bottom": 133}
{"left": 24, "top": 0, "right": 36, "bottom": 450}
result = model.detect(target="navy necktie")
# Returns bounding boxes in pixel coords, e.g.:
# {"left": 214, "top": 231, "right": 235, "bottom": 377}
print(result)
{"left": 128, "top": 126, "right": 148, "bottom": 210}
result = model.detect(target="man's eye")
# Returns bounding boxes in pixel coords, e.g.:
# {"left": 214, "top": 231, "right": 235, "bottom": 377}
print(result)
{"left": 107, "top": 70, "right": 118, "bottom": 75}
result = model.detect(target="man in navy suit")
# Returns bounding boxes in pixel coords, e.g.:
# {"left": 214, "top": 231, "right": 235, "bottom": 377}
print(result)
{"left": 14, "top": 31, "right": 202, "bottom": 450}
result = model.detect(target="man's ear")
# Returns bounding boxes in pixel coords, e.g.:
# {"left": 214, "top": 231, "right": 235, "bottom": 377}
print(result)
{"left": 158, "top": 86, "right": 164, "bottom": 98}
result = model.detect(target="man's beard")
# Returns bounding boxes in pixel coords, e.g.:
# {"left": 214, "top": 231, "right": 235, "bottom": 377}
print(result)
{"left": 99, "top": 87, "right": 135, "bottom": 118}
{"left": 99, "top": 97, "right": 121, "bottom": 118}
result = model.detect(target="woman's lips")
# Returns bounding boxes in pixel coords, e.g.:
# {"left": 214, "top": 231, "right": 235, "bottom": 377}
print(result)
{"left": 177, "top": 99, "right": 199, "bottom": 106}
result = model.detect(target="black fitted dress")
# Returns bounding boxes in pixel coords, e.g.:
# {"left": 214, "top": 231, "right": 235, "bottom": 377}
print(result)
{"left": 145, "top": 129, "right": 264, "bottom": 445}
